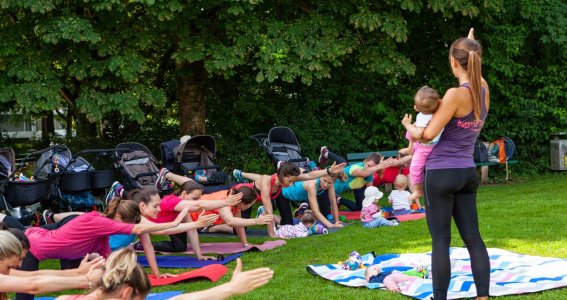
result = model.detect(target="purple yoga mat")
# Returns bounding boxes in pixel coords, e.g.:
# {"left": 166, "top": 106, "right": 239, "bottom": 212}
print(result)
{"left": 184, "top": 240, "right": 287, "bottom": 255}
{"left": 137, "top": 252, "right": 242, "bottom": 268}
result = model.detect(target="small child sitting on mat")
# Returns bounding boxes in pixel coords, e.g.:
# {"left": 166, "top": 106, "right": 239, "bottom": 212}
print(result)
{"left": 388, "top": 174, "right": 414, "bottom": 216}
{"left": 274, "top": 209, "right": 317, "bottom": 239}
{"left": 361, "top": 186, "right": 398, "bottom": 228}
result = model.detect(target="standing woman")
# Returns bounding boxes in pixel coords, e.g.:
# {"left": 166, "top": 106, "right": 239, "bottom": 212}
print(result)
{"left": 402, "top": 29, "right": 490, "bottom": 300}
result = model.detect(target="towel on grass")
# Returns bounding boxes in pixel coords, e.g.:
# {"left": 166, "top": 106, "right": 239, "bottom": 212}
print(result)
{"left": 138, "top": 252, "right": 242, "bottom": 268}
{"left": 338, "top": 211, "right": 425, "bottom": 222}
{"left": 37, "top": 291, "right": 184, "bottom": 300}
{"left": 307, "top": 247, "right": 567, "bottom": 299}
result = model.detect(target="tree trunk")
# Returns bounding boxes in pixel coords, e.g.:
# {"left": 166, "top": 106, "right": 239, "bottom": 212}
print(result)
{"left": 176, "top": 61, "right": 207, "bottom": 135}
{"left": 65, "top": 109, "right": 74, "bottom": 140}
{"left": 41, "top": 112, "right": 55, "bottom": 145}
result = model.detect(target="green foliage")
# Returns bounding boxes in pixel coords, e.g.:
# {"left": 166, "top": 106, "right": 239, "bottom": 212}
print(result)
{"left": 0, "top": 0, "right": 565, "bottom": 174}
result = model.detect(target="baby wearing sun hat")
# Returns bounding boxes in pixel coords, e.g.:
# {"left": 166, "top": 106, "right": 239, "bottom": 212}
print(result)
{"left": 360, "top": 186, "right": 399, "bottom": 228}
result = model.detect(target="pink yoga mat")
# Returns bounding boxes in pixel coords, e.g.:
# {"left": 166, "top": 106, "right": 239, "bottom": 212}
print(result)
{"left": 185, "top": 240, "right": 287, "bottom": 255}
{"left": 148, "top": 264, "right": 228, "bottom": 286}
{"left": 338, "top": 211, "right": 426, "bottom": 222}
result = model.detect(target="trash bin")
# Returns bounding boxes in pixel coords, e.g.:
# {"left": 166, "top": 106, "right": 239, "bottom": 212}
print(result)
{"left": 550, "top": 132, "right": 567, "bottom": 171}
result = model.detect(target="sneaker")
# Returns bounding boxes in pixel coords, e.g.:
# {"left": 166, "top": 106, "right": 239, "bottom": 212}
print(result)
{"left": 42, "top": 209, "right": 54, "bottom": 225}
{"left": 255, "top": 206, "right": 265, "bottom": 218}
{"left": 293, "top": 203, "right": 309, "bottom": 218}
{"left": 319, "top": 146, "right": 329, "bottom": 165}
{"left": 391, "top": 219, "right": 400, "bottom": 226}
{"left": 105, "top": 181, "right": 122, "bottom": 206}
{"left": 233, "top": 169, "right": 246, "bottom": 182}
{"left": 155, "top": 168, "right": 171, "bottom": 191}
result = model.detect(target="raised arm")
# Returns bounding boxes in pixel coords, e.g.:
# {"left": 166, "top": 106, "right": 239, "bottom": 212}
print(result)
{"left": 219, "top": 206, "right": 273, "bottom": 229}
{"left": 175, "top": 193, "right": 242, "bottom": 212}
{"left": 1, "top": 267, "right": 101, "bottom": 294}
{"left": 169, "top": 258, "right": 273, "bottom": 300}
{"left": 350, "top": 158, "right": 396, "bottom": 178}
{"left": 147, "top": 212, "right": 218, "bottom": 236}
{"left": 295, "top": 162, "right": 346, "bottom": 181}
{"left": 131, "top": 207, "right": 189, "bottom": 234}
{"left": 10, "top": 256, "right": 104, "bottom": 278}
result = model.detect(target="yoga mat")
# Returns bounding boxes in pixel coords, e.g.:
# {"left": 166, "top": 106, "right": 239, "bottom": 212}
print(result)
{"left": 185, "top": 240, "right": 287, "bottom": 255}
{"left": 149, "top": 264, "right": 228, "bottom": 286}
{"left": 307, "top": 247, "right": 567, "bottom": 300}
{"left": 37, "top": 292, "right": 184, "bottom": 300}
{"left": 338, "top": 211, "right": 426, "bottom": 222}
{"left": 199, "top": 227, "right": 269, "bottom": 238}
{"left": 147, "top": 291, "right": 183, "bottom": 300}
{"left": 138, "top": 252, "right": 242, "bottom": 268}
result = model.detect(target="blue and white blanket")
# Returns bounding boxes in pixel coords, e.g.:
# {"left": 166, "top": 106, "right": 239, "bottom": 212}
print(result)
{"left": 306, "top": 247, "right": 567, "bottom": 299}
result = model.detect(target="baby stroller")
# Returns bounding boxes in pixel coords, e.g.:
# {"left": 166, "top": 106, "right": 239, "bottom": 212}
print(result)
{"left": 0, "top": 147, "right": 16, "bottom": 211}
{"left": 172, "top": 135, "right": 228, "bottom": 185}
{"left": 1, "top": 145, "right": 70, "bottom": 218}
{"left": 115, "top": 142, "right": 159, "bottom": 191}
{"left": 250, "top": 126, "right": 311, "bottom": 171}
{"left": 58, "top": 149, "right": 115, "bottom": 211}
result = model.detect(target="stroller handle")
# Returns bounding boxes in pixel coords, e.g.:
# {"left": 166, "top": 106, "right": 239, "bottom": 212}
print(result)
{"left": 133, "top": 171, "right": 158, "bottom": 181}
{"left": 11, "top": 145, "right": 71, "bottom": 180}
{"left": 285, "top": 158, "right": 308, "bottom": 163}
{"left": 63, "top": 149, "right": 118, "bottom": 173}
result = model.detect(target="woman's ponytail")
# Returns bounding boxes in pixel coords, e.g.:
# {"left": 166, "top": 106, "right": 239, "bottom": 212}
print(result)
{"left": 468, "top": 50, "right": 483, "bottom": 120}
{"left": 104, "top": 198, "right": 141, "bottom": 224}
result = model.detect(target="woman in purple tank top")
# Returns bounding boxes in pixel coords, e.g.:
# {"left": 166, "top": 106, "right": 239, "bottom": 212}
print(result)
{"left": 419, "top": 29, "right": 491, "bottom": 300}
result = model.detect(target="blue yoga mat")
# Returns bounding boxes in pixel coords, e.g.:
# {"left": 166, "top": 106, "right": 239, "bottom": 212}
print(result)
{"left": 37, "top": 292, "right": 183, "bottom": 300}
{"left": 138, "top": 252, "right": 242, "bottom": 268}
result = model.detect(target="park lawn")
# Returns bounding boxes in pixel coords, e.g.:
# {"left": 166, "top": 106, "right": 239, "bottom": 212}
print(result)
{"left": 38, "top": 172, "right": 567, "bottom": 300}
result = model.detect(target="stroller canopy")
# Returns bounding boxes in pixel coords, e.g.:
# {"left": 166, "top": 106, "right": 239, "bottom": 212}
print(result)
{"left": 174, "top": 135, "right": 216, "bottom": 162}
{"left": 0, "top": 147, "right": 15, "bottom": 179}
{"left": 116, "top": 142, "right": 153, "bottom": 154}
{"left": 268, "top": 126, "right": 301, "bottom": 153}
{"left": 35, "top": 145, "right": 72, "bottom": 180}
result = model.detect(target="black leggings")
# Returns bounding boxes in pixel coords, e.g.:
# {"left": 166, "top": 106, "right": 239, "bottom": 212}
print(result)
{"left": 275, "top": 191, "right": 332, "bottom": 225}
{"left": 424, "top": 168, "right": 490, "bottom": 300}
{"left": 327, "top": 150, "right": 367, "bottom": 211}
{"left": 152, "top": 232, "right": 187, "bottom": 253}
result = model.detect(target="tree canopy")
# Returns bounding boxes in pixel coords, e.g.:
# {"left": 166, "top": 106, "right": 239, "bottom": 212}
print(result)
{"left": 0, "top": 0, "right": 565, "bottom": 172}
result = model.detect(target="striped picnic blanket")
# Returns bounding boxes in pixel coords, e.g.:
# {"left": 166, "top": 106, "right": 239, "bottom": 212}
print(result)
{"left": 306, "top": 247, "right": 567, "bottom": 299}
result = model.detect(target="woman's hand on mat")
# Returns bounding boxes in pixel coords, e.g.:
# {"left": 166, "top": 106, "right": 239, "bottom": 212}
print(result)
{"left": 256, "top": 214, "right": 274, "bottom": 225}
{"left": 156, "top": 272, "right": 178, "bottom": 278}
{"left": 228, "top": 258, "right": 274, "bottom": 295}
{"left": 226, "top": 191, "right": 243, "bottom": 206}
{"left": 330, "top": 222, "right": 344, "bottom": 228}
{"left": 77, "top": 254, "right": 105, "bottom": 275}
{"left": 329, "top": 161, "right": 347, "bottom": 174}
{"left": 196, "top": 210, "right": 218, "bottom": 227}
{"left": 197, "top": 255, "right": 218, "bottom": 261}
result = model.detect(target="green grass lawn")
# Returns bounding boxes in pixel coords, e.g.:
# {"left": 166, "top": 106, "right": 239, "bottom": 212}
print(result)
{"left": 38, "top": 172, "right": 567, "bottom": 299}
